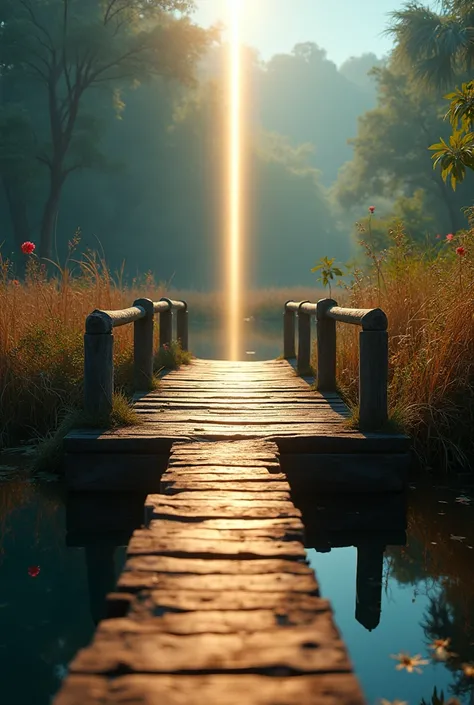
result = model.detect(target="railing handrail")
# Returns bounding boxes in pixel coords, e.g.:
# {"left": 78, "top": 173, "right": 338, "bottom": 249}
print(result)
{"left": 283, "top": 298, "right": 388, "bottom": 431}
{"left": 84, "top": 296, "right": 188, "bottom": 416}
{"left": 287, "top": 300, "right": 388, "bottom": 331}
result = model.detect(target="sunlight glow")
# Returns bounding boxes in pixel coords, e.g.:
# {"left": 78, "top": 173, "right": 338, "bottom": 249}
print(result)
{"left": 227, "top": 0, "right": 242, "bottom": 361}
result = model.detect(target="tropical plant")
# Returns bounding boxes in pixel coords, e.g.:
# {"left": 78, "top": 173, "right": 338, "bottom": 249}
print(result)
{"left": 388, "top": 0, "right": 474, "bottom": 90}
{"left": 310, "top": 256, "right": 343, "bottom": 297}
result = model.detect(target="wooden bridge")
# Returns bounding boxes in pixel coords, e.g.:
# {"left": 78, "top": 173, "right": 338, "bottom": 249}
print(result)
{"left": 55, "top": 296, "right": 410, "bottom": 705}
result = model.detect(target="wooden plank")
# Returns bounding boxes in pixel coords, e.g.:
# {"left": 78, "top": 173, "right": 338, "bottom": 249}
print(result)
{"left": 168, "top": 460, "right": 281, "bottom": 469}
{"left": 144, "top": 522, "right": 303, "bottom": 542}
{"left": 127, "top": 533, "right": 306, "bottom": 560}
{"left": 69, "top": 617, "right": 351, "bottom": 675}
{"left": 55, "top": 673, "right": 365, "bottom": 705}
{"left": 149, "top": 490, "right": 292, "bottom": 502}
{"left": 162, "top": 480, "right": 291, "bottom": 494}
{"left": 162, "top": 472, "right": 287, "bottom": 483}
{"left": 115, "top": 608, "right": 331, "bottom": 634}
{"left": 123, "top": 555, "right": 314, "bottom": 575}
{"left": 117, "top": 571, "right": 318, "bottom": 594}
{"left": 171, "top": 440, "right": 279, "bottom": 453}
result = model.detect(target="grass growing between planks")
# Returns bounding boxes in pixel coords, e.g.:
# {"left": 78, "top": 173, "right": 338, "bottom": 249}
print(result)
{"left": 34, "top": 392, "right": 141, "bottom": 472}
{"left": 311, "top": 217, "right": 474, "bottom": 472}
{"left": 155, "top": 340, "right": 193, "bottom": 371}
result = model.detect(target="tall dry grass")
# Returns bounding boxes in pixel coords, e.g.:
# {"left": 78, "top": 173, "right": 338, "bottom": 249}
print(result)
{"left": 2, "top": 221, "right": 474, "bottom": 472}
{"left": 0, "top": 243, "right": 321, "bottom": 449}
{"left": 328, "top": 221, "right": 474, "bottom": 470}
{"left": 0, "top": 250, "right": 167, "bottom": 447}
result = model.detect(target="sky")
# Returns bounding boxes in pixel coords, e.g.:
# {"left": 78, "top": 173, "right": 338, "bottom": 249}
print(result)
{"left": 192, "top": 0, "right": 424, "bottom": 67}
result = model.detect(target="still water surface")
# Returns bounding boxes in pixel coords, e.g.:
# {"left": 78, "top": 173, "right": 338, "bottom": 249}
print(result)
{"left": 0, "top": 320, "right": 473, "bottom": 705}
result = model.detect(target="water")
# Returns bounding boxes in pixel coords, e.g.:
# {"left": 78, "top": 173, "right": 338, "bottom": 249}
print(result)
{"left": 1, "top": 319, "right": 473, "bottom": 705}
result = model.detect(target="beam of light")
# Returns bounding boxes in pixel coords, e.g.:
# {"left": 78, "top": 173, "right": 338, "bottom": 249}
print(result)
{"left": 227, "top": 0, "right": 242, "bottom": 361}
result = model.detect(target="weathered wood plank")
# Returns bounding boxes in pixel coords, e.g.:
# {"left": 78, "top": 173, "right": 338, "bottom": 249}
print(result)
{"left": 69, "top": 618, "right": 350, "bottom": 675}
{"left": 56, "top": 673, "right": 365, "bottom": 705}
{"left": 123, "top": 555, "right": 314, "bottom": 575}
{"left": 161, "top": 480, "right": 291, "bottom": 494}
{"left": 143, "top": 521, "right": 303, "bottom": 542}
{"left": 127, "top": 532, "right": 306, "bottom": 560}
{"left": 150, "top": 490, "right": 292, "bottom": 502}
{"left": 114, "top": 607, "right": 331, "bottom": 634}
{"left": 117, "top": 571, "right": 318, "bottom": 594}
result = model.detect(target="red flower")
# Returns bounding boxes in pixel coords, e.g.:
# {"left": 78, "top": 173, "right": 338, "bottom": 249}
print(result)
{"left": 21, "top": 241, "right": 36, "bottom": 255}
{"left": 456, "top": 246, "right": 466, "bottom": 256}
{"left": 446, "top": 233, "right": 454, "bottom": 242}
{"left": 368, "top": 206, "right": 375, "bottom": 214}
{"left": 12, "top": 279, "right": 19, "bottom": 286}
{"left": 28, "top": 565, "right": 40, "bottom": 578}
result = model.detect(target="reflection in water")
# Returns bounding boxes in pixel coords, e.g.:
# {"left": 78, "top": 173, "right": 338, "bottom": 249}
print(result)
{"left": 1, "top": 427, "right": 474, "bottom": 703}
{"left": 355, "top": 541, "right": 386, "bottom": 632}
{"left": 305, "top": 486, "right": 474, "bottom": 705}
{"left": 189, "top": 317, "right": 284, "bottom": 361}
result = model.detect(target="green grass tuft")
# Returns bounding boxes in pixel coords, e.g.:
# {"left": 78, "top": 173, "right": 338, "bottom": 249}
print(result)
{"left": 34, "top": 392, "right": 141, "bottom": 473}
{"left": 155, "top": 340, "right": 192, "bottom": 372}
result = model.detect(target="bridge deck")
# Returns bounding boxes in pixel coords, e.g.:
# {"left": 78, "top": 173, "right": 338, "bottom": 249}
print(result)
{"left": 64, "top": 359, "right": 410, "bottom": 492}
{"left": 55, "top": 440, "right": 366, "bottom": 705}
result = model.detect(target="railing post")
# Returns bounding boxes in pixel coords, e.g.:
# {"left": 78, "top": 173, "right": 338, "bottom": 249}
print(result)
{"left": 283, "top": 302, "right": 296, "bottom": 359}
{"left": 297, "top": 301, "right": 311, "bottom": 373}
{"left": 84, "top": 311, "right": 114, "bottom": 417}
{"left": 316, "top": 298, "right": 338, "bottom": 391}
{"left": 159, "top": 298, "right": 173, "bottom": 348}
{"left": 359, "top": 329, "right": 388, "bottom": 431}
{"left": 133, "top": 298, "right": 155, "bottom": 391}
{"left": 177, "top": 300, "right": 189, "bottom": 351}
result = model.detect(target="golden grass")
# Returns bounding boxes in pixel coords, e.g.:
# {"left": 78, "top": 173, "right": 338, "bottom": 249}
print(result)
{"left": 319, "top": 223, "right": 474, "bottom": 470}
{"left": 2, "top": 222, "right": 474, "bottom": 472}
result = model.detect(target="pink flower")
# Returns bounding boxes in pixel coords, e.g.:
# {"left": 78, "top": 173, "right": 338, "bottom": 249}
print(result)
{"left": 21, "top": 241, "right": 35, "bottom": 255}
{"left": 435, "top": 234, "right": 441, "bottom": 240}
{"left": 446, "top": 234, "right": 454, "bottom": 242}
{"left": 28, "top": 565, "right": 40, "bottom": 578}
{"left": 368, "top": 206, "right": 375, "bottom": 214}
{"left": 456, "top": 246, "right": 466, "bottom": 256}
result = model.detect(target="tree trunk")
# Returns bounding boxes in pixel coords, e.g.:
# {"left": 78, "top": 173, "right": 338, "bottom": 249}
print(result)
{"left": 2, "top": 175, "right": 31, "bottom": 249}
{"left": 39, "top": 172, "right": 63, "bottom": 259}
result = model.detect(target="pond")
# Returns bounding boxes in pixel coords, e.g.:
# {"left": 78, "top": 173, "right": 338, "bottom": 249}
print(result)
{"left": 1, "top": 319, "right": 473, "bottom": 705}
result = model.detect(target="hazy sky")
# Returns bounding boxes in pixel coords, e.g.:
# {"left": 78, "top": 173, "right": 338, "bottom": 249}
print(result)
{"left": 193, "top": 0, "right": 421, "bottom": 66}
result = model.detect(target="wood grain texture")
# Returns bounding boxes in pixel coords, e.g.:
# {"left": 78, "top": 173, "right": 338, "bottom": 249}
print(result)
{"left": 55, "top": 438, "right": 367, "bottom": 705}
{"left": 55, "top": 673, "right": 365, "bottom": 705}
{"left": 66, "top": 359, "right": 409, "bottom": 460}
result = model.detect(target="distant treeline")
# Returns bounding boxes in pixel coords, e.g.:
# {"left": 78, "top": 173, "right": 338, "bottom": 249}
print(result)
{"left": 0, "top": 1, "right": 472, "bottom": 288}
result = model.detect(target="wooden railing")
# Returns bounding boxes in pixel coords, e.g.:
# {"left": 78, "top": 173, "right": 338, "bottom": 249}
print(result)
{"left": 84, "top": 298, "right": 188, "bottom": 416}
{"left": 284, "top": 298, "right": 388, "bottom": 431}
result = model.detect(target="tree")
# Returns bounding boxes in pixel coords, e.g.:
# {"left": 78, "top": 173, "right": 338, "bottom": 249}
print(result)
{"left": 388, "top": 0, "right": 474, "bottom": 90}
{"left": 387, "top": 2, "right": 474, "bottom": 191}
{"left": 332, "top": 65, "right": 471, "bottom": 236}
{"left": 0, "top": 0, "right": 213, "bottom": 258}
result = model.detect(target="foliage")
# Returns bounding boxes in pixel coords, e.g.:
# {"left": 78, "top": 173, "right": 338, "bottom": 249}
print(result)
{"left": 332, "top": 65, "right": 471, "bottom": 237}
{"left": 315, "top": 219, "right": 474, "bottom": 471}
{"left": 429, "top": 81, "right": 474, "bottom": 189}
{"left": 154, "top": 340, "right": 192, "bottom": 371}
{"left": 34, "top": 392, "right": 140, "bottom": 472}
{"left": 388, "top": 0, "right": 474, "bottom": 91}
{"left": 310, "top": 256, "right": 343, "bottom": 297}
{"left": 0, "top": 0, "right": 214, "bottom": 257}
